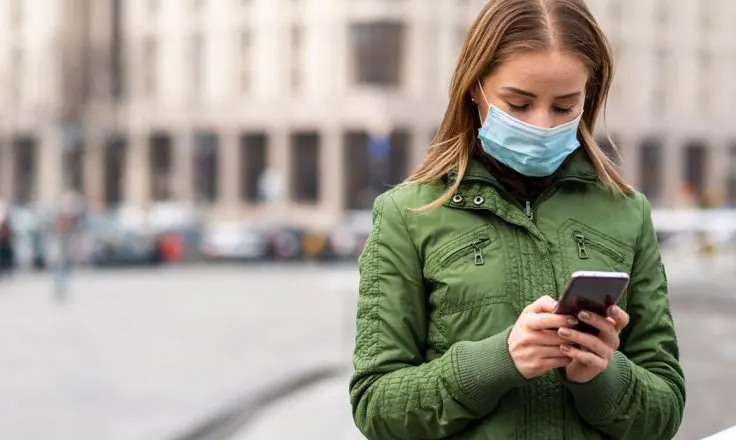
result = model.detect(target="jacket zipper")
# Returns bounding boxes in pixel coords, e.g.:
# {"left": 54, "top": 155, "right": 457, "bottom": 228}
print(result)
{"left": 525, "top": 201, "right": 533, "bottom": 220}
{"left": 439, "top": 237, "right": 490, "bottom": 268}
{"left": 484, "top": 176, "right": 591, "bottom": 223}
{"left": 572, "top": 231, "right": 624, "bottom": 262}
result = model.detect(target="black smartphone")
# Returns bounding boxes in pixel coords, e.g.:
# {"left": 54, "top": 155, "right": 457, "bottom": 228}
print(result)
{"left": 555, "top": 271, "right": 630, "bottom": 335}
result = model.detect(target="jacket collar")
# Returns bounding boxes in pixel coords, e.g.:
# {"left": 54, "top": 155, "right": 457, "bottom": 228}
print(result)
{"left": 447, "top": 148, "right": 599, "bottom": 186}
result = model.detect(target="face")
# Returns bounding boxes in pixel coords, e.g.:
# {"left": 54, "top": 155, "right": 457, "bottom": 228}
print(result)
{"left": 474, "top": 49, "right": 589, "bottom": 129}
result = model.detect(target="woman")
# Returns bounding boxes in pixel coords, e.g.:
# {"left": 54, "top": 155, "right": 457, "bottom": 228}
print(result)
{"left": 349, "top": 1, "right": 685, "bottom": 439}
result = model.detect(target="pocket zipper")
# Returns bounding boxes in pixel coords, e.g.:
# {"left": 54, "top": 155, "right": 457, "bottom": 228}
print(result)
{"left": 439, "top": 237, "right": 491, "bottom": 268}
{"left": 572, "top": 231, "right": 624, "bottom": 263}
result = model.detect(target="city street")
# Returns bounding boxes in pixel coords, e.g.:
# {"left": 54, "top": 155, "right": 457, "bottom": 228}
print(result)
{"left": 0, "top": 262, "right": 734, "bottom": 440}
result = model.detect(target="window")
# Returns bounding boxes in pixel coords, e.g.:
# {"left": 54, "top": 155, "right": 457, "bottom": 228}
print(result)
{"left": 608, "top": 0, "right": 622, "bottom": 24}
{"left": 10, "top": 48, "right": 23, "bottom": 106}
{"left": 727, "top": 145, "right": 736, "bottom": 207}
{"left": 699, "top": 0, "right": 712, "bottom": 32}
{"left": 699, "top": 51, "right": 713, "bottom": 115}
{"left": 191, "top": 33, "right": 204, "bottom": 102}
{"left": 290, "top": 25, "right": 303, "bottom": 91}
{"left": 149, "top": 133, "right": 173, "bottom": 201}
{"left": 290, "top": 132, "right": 321, "bottom": 203}
{"left": 350, "top": 21, "right": 405, "bottom": 87}
{"left": 62, "top": 143, "right": 85, "bottom": 194}
{"left": 143, "top": 37, "right": 158, "bottom": 98}
{"left": 104, "top": 136, "right": 127, "bottom": 207}
{"left": 652, "top": 48, "right": 668, "bottom": 115}
{"left": 343, "top": 129, "right": 409, "bottom": 210}
{"left": 10, "top": 0, "right": 23, "bottom": 29}
{"left": 193, "top": 132, "right": 219, "bottom": 203}
{"left": 639, "top": 139, "right": 663, "bottom": 203}
{"left": 239, "top": 30, "right": 252, "bottom": 92}
{"left": 110, "top": 0, "right": 124, "bottom": 100}
{"left": 684, "top": 142, "right": 709, "bottom": 203}
{"left": 12, "top": 137, "right": 37, "bottom": 204}
{"left": 240, "top": 133, "right": 268, "bottom": 203}
{"left": 654, "top": 0, "right": 668, "bottom": 28}
{"left": 596, "top": 136, "right": 621, "bottom": 166}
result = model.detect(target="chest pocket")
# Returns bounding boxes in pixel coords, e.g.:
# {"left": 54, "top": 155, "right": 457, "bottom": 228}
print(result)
{"left": 424, "top": 224, "right": 507, "bottom": 316}
{"left": 557, "top": 219, "right": 634, "bottom": 309}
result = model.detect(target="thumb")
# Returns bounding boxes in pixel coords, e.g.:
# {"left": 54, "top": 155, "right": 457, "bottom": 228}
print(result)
{"left": 524, "top": 295, "right": 558, "bottom": 314}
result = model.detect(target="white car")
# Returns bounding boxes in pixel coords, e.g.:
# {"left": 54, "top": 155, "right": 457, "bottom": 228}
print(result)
{"left": 201, "top": 223, "right": 268, "bottom": 261}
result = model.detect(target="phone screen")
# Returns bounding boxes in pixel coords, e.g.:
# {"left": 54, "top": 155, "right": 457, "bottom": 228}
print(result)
{"left": 556, "top": 273, "right": 629, "bottom": 335}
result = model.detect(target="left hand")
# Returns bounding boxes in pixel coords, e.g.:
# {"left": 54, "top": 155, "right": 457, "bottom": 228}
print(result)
{"left": 558, "top": 305, "right": 630, "bottom": 383}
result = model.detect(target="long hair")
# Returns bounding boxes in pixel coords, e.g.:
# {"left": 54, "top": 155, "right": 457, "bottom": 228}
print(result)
{"left": 404, "top": 0, "right": 631, "bottom": 212}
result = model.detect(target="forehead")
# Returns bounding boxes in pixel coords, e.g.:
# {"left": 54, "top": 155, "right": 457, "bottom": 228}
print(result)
{"left": 491, "top": 50, "right": 588, "bottom": 92}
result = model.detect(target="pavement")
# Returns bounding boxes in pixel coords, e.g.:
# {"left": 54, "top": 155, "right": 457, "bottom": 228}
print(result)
{"left": 0, "top": 261, "right": 734, "bottom": 440}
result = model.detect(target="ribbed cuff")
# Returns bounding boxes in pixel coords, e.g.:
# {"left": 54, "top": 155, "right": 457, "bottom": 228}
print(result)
{"left": 562, "top": 351, "right": 632, "bottom": 422}
{"left": 454, "top": 327, "right": 527, "bottom": 414}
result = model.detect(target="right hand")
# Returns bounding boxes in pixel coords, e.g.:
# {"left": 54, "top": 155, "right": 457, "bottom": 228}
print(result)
{"left": 508, "top": 296, "right": 579, "bottom": 379}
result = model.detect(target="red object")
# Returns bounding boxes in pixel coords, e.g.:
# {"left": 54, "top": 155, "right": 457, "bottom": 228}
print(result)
{"left": 160, "top": 233, "right": 184, "bottom": 263}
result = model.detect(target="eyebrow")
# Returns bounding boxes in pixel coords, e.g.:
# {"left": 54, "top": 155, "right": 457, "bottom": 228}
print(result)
{"left": 502, "top": 87, "right": 582, "bottom": 100}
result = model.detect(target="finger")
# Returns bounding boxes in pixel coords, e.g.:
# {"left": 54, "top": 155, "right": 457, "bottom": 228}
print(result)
{"left": 558, "top": 327, "right": 613, "bottom": 360}
{"left": 578, "top": 311, "right": 617, "bottom": 334}
{"left": 528, "top": 332, "right": 569, "bottom": 347}
{"left": 535, "top": 356, "right": 573, "bottom": 371}
{"left": 577, "top": 311, "right": 619, "bottom": 349}
{"left": 527, "top": 313, "right": 578, "bottom": 331}
{"left": 524, "top": 296, "right": 559, "bottom": 314}
{"left": 607, "top": 306, "right": 630, "bottom": 332}
{"left": 523, "top": 346, "right": 572, "bottom": 358}
{"left": 560, "top": 344, "right": 608, "bottom": 370}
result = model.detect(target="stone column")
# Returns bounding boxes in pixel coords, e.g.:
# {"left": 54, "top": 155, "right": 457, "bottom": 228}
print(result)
{"left": 38, "top": 129, "right": 64, "bottom": 204}
{"left": 172, "top": 132, "right": 193, "bottom": 203}
{"left": 664, "top": 138, "right": 685, "bottom": 208}
{"left": 83, "top": 136, "right": 105, "bottom": 211}
{"left": 125, "top": 132, "right": 150, "bottom": 208}
{"left": 217, "top": 130, "right": 240, "bottom": 215}
{"left": 410, "top": 124, "right": 431, "bottom": 176}
{"left": 320, "top": 125, "right": 343, "bottom": 215}
{"left": 616, "top": 135, "right": 639, "bottom": 189}
{"left": 707, "top": 140, "right": 729, "bottom": 207}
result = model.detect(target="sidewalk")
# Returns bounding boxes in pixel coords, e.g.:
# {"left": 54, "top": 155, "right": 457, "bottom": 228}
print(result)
{"left": 232, "top": 373, "right": 365, "bottom": 440}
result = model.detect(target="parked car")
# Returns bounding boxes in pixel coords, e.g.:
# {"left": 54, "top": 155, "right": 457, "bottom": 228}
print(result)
{"left": 200, "top": 222, "right": 269, "bottom": 261}
{"left": 325, "top": 211, "right": 372, "bottom": 261}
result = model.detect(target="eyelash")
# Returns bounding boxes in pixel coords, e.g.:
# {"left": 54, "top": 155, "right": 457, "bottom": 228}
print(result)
{"left": 507, "top": 103, "right": 574, "bottom": 115}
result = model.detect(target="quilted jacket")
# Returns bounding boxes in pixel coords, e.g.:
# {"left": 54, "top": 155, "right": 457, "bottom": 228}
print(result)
{"left": 349, "top": 149, "right": 686, "bottom": 440}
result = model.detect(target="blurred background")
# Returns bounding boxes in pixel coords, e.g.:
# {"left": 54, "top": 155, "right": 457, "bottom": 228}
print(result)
{"left": 0, "top": 0, "right": 734, "bottom": 439}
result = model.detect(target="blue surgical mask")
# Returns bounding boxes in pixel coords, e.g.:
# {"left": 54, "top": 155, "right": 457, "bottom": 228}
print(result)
{"left": 476, "top": 84, "right": 583, "bottom": 177}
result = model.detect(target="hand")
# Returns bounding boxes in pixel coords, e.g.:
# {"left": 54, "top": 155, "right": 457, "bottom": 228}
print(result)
{"left": 558, "top": 305, "right": 630, "bottom": 383}
{"left": 508, "top": 296, "right": 579, "bottom": 379}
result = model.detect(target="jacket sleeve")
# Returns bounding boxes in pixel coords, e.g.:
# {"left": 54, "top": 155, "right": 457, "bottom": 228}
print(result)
{"left": 349, "top": 190, "right": 527, "bottom": 440}
{"left": 561, "top": 193, "right": 686, "bottom": 439}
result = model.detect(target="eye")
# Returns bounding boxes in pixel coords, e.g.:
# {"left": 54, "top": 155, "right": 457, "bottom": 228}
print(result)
{"left": 507, "top": 103, "right": 529, "bottom": 112}
{"left": 553, "top": 106, "right": 574, "bottom": 115}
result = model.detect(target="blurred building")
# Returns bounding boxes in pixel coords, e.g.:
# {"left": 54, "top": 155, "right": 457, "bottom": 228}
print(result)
{"left": 1, "top": 0, "right": 736, "bottom": 229}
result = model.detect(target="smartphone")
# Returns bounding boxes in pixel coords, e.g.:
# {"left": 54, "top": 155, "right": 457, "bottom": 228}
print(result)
{"left": 555, "top": 271, "right": 630, "bottom": 335}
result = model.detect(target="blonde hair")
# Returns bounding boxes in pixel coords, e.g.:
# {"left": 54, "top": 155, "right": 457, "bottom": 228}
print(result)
{"left": 405, "top": 0, "right": 632, "bottom": 211}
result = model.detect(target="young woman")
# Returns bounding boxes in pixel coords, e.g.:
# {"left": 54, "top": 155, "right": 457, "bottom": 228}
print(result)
{"left": 349, "top": 1, "right": 685, "bottom": 439}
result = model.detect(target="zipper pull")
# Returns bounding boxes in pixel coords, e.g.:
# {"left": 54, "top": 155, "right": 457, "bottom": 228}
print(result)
{"left": 525, "top": 201, "right": 534, "bottom": 220}
{"left": 473, "top": 241, "right": 485, "bottom": 266}
{"left": 574, "top": 232, "right": 589, "bottom": 259}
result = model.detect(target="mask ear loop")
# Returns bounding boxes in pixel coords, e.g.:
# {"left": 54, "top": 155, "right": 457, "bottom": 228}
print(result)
{"left": 476, "top": 79, "right": 491, "bottom": 124}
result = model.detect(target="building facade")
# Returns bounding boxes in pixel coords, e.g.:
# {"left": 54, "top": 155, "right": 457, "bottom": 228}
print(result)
{"left": 1, "top": 0, "right": 736, "bottom": 229}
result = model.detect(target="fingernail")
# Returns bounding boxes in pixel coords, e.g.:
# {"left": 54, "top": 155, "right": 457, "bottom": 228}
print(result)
{"left": 579, "top": 311, "right": 591, "bottom": 321}
{"left": 559, "top": 328, "right": 572, "bottom": 337}
{"left": 567, "top": 318, "right": 578, "bottom": 326}
{"left": 608, "top": 306, "right": 618, "bottom": 317}
{"left": 560, "top": 345, "right": 570, "bottom": 352}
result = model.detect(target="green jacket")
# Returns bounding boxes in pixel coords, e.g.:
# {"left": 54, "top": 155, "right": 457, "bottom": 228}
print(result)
{"left": 349, "top": 150, "right": 686, "bottom": 440}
